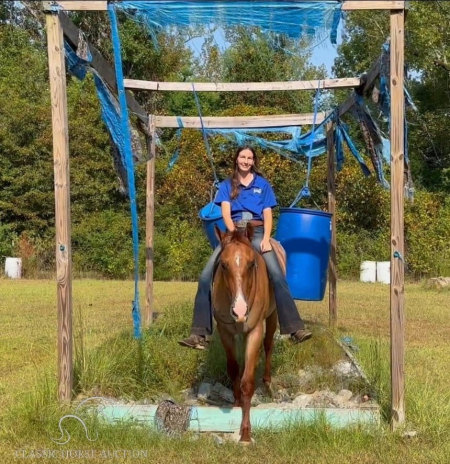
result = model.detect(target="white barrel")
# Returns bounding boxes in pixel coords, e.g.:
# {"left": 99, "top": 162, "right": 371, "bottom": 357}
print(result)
{"left": 376, "top": 261, "right": 390, "bottom": 284}
{"left": 4, "top": 257, "right": 22, "bottom": 279}
{"left": 360, "top": 261, "right": 376, "bottom": 283}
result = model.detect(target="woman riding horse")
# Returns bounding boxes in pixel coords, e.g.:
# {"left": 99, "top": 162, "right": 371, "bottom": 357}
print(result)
{"left": 179, "top": 145, "right": 312, "bottom": 349}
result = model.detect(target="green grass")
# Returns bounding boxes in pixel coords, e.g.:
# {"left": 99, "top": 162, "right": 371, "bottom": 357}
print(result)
{"left": 74, "top": 302, "right": 355, "bottom": 402}
{"left": 1, "top": 279, "right": 450, "bottom": 463}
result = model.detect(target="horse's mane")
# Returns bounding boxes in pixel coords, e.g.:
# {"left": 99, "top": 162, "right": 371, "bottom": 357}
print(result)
{"left": 221, "top": 226, "right": 254, "bottom": 249}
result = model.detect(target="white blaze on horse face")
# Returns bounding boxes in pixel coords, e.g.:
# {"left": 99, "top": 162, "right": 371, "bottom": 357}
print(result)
{"left": 232, "top": 251, "right": 248, "bottom": 321}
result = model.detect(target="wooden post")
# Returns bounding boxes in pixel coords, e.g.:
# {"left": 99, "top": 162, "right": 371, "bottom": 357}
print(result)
{"left": 327, "top": 121, "right": 337, "bottom": 327}
{"left": 145, "top": 115, "right": 156, "bottom": 327}
{"left": 390, "top": 8, "right": 406, "bottom": 429}
{"left": 45, "top": 10, "right": 73, "bottom": 401}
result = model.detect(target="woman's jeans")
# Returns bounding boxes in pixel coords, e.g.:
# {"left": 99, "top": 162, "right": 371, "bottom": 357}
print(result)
{"left": 191, "top": 226, "right": 305, "bottom": 336}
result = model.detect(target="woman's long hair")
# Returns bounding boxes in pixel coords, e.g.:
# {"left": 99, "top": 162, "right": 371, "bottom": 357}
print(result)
{"left": 230, "top": 145, "right": 262, "bottom": 200}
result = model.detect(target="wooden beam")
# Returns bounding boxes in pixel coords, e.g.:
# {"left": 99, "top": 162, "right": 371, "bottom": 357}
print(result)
{"left": 327, "top": 121, "right": 337, "bottom": 328}
{"left": 58, "top": 12, "right": 148, "bottom": 127}
{"left": 342, "top": 1, "right": 405, "bottom": 10}
{"left": 338, "top": 58, "right": 381, "bottom": 117}
{"left": 389, "top": 9, "right": 406, "bottom": 431}
{"left": 124, "top": 78, "right": 361, "bottom": 92}
{"left": 338, "top": 95, "right": 355, "bottom": 119}
{"left": 47, "top": 1, "right": 108, "bottom": 11}
{"left": 45, "top": 10, "right": 73, "bottom": 402}
{"left": 53, "top": 1, "right": 405, "bottom": 12}
{"left": 145, "top": 116, "right": 156, "bottom": 328}
{"left": 154, "top": 113, "right": 326, "bottom": 129}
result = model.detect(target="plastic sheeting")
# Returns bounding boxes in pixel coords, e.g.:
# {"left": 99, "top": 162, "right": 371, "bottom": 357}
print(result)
{"left": 116, "top": 1, "right": 342, "bottom": 44}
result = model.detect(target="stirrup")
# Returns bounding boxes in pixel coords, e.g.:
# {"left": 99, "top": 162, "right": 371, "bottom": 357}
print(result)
{"left": 178, "top": 334, "right": 209, "bottom": 350}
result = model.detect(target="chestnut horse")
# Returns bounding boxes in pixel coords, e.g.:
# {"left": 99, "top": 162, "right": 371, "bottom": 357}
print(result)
{"left": 212, "top": 223, "right": 285, "bottom": 443}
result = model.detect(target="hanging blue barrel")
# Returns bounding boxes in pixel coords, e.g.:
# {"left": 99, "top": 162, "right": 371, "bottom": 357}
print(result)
{"left": 275, "top": 207, "right": 332, "bottom": 301}
{"left": 199, "top": 202, "right": 226, "bottom": 250}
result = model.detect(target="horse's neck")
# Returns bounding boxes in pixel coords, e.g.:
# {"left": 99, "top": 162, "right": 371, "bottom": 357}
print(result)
{"left": 247, "top": 248, "right": 260, "bottom": 303}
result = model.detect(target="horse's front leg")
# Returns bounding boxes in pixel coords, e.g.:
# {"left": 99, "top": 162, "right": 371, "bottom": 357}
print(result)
{"left": 217, "top": 323, "right": 241, "bottom": 406}
{"left": 240, "top": 322, "right": 264, "bottom": 443}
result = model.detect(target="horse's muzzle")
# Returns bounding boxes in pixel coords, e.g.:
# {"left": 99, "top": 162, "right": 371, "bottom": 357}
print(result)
{"left": 231, "top": 297, "right": 248, "bottom": 323}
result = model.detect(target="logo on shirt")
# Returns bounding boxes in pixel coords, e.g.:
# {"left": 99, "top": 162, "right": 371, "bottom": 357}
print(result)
{"left": 253, "top": 188, "right": 262, "bottom": 194}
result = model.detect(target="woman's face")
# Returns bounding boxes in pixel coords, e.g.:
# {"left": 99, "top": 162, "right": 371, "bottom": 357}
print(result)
{"left": 236, "top": 149, "right": 255, "bottom": 174}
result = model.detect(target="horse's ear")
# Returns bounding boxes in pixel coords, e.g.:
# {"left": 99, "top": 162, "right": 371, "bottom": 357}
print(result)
{"left": 244, "top": 222, "right": 254, "bottom": 240}
{"left": 214, "top": 224, "right": 225, "bottom": 242}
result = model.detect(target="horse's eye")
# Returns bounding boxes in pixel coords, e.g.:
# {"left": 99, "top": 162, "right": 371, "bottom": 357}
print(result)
{"left": 221, "top": 262, "right": 228, "bottom": 271}
{"left": 248, "top": 260, "right": 256, "bottom": 270}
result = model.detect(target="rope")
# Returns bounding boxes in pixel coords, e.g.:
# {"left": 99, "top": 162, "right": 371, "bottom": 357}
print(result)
{"left": 191, "top": 83, "right": 220, "bottom": 188}
{"left": 108, "top": 4, "right": 141, "bottom": 339}
{"left": 289, "top": 80, "right": 322, "bottom": 208}
{"left": 167, "top": 117, "right": 184, "bottom": 171}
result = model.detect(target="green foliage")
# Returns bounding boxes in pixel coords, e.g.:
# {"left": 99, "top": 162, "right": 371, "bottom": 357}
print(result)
{"left": 407, "top": 107, "right": 450, "bottom": 192}
{"left": 334, "top": 2, "right": 450, "bottom": 194}
{"left": 75, "top": 302, "right": 202, "bottom": 399}
{"left": 153, "top": 220, "right": 211, "bottom": 281}
{"left": 404, "top": 192, "right": 450, "bottom": 277}
{"left": 333, "top": 11, "right": 389, "bottom": 78}
{"left": 336, "top": 230, "right": 390, "bottom": 279}
{"left": 221, "top": 27, "right": 325, "bottom": 112}
{"left": 331, "top": 162, "right": 450, "bottom": 279}
{"left": 72, "top": 211, "right": 134, "bottom": 279}
{"left": 67, "top": 77, "right": 129, "bottom": 218}
{"left": 0, "top": 223, "right": 17, "bottom": 259}
{"left": 331, "top": 1, "right": 450, "bottom": 277}
{"left": 335, "top": 162, "right": 390, "bottom": 234}
{"left": 405, "top": 2, "right": 450, "bottom": 74}
{"left": 0, "top": 26, "right": 53, "bottom": 235}
{"left": 14, "top": 231, "right": 55, "bottom": 278}
{"left": 2, "top": 7, "right": 450, "bottom": 281}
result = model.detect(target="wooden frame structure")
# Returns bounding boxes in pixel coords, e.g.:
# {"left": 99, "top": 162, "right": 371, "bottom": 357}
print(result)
{"left": 43, "top": 0, "right": 406, "bottom": 430}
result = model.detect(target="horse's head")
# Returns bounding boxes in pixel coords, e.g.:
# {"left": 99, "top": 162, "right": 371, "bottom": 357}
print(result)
{"left": 215, "top": 223, "right": 257, "bottom": 323}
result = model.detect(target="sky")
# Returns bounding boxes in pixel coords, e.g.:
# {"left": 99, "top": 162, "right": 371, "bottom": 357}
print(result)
{"left": 310, "top": 40, "right": 339, "bottom": 75}
{"left": 313, "top": 19, "right": 344, "bottom": 75}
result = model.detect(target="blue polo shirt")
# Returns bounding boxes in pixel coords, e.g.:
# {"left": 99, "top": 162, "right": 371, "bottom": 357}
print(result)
{"left": 214, "top": 174, "right": 277, "bottom": 221}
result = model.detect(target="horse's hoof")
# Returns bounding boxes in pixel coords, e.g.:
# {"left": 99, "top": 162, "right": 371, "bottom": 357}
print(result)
{"left": 263, "top": 381, "right": 274, "bottom": 398}
{"left": 238, "top": 438, "right": 255, "bottom": 446}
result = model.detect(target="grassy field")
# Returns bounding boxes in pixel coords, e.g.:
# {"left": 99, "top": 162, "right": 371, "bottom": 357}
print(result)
{"left": 0, "top": 278, "right": 449, "bottom": 463}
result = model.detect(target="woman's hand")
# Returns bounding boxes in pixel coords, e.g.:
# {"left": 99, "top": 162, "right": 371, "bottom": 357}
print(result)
{"left": 260, "top": 238, "right": 273, "bottom": 253}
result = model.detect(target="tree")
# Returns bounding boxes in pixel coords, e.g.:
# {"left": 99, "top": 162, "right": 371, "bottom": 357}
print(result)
{"left": 334, "top": 2, "right": 450, "bottom": 193}
{"left": 219, "top": 27, "right": 326, "bottom": 112}
{"left": 0, "top": 26, "right": 53, "bottom": 236}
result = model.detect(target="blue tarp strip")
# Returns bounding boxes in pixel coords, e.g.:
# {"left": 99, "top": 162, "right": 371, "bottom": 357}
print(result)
{"left": 108, "top": 4, "right": 142, "bottom": 339}
{"left": 116, "top": 1, "right": 342, "bottom": 43}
